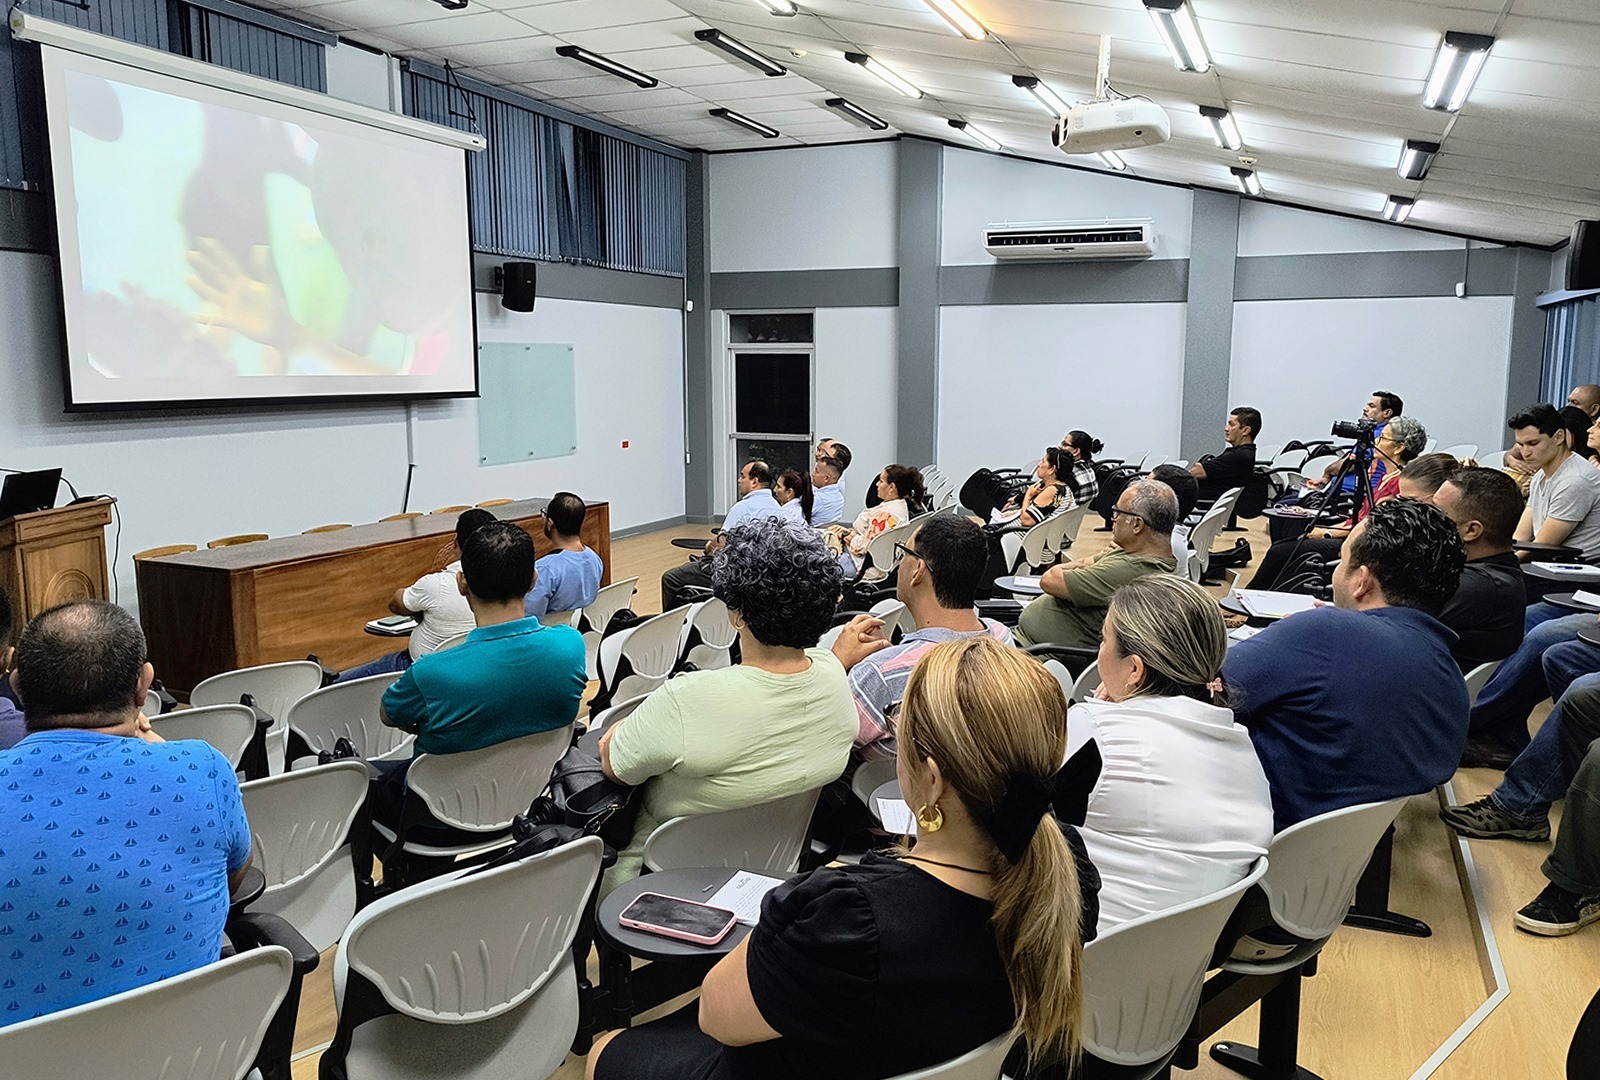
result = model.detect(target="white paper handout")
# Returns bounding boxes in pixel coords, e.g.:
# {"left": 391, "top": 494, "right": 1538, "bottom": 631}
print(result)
{"left": 705, "top": 870, "right": 787, "bottom": 926}
{"left": 1535, "top": 564, "right": 1600, "bottom": 579}
{"left": 877, "top": 797, "right": 918, "bottom": 836}
{"left": 1572, "top": 589, "right": 1600, "bottom": 609}
{"left": 1234, "top": 589, "right": 1319, "bottom": 619}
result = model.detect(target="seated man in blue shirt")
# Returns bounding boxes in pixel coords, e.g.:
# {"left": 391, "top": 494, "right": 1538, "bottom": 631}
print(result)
{"left": 0, "top": 600, "right": 252, "bottom": 1026}
{"left": 1224, "top": 498, "right": 1469, "bottom": 831}
{"left": 524, "top": 491, "right": 604, "bottom": 619}
{"left": 661, "top": 461, "right": 784, "bottom": 611}
{"left": 375, "top": 520, "right": 586, "bottom": 841}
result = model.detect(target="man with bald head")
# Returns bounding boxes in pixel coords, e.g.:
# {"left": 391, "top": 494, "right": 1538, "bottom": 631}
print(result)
{"left": 1569, "top": 385, "right": 1600, "bottom": 422}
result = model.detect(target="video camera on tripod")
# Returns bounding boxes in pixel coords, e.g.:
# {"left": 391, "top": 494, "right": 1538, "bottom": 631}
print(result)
{"left": 1330, "top": 418, "right": 1378, "bottom": 444}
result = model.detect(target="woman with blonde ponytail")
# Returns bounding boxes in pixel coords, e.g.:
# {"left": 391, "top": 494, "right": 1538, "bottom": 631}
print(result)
{"left": 585, "top": 635, "right": 1099, "bottom": 1080}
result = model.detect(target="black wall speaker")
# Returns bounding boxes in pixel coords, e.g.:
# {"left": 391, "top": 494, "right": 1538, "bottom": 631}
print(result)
{"left": 497, "top": 261, "right": 538, "bottom": 312}
{"left": 1568, "top": 221, "right": 1600, "bottom": 291}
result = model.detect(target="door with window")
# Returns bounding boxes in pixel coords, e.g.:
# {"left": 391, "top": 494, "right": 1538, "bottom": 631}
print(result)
{"left": 728, "top": 312, "right": 814, "bottom": 500}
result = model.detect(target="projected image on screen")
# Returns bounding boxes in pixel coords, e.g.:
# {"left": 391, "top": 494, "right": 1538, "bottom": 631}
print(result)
{"left": 40, "top": 48, "right": 478, "bottom": 406}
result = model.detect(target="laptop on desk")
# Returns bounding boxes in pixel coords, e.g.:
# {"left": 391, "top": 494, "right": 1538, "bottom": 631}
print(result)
{"left": 0, "top": 469, "right": 63, "bottom": 521}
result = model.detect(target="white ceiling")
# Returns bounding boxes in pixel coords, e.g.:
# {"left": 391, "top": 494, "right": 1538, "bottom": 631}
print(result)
{"left": 254, "top": 0, "right": 1600, "bottom": 247}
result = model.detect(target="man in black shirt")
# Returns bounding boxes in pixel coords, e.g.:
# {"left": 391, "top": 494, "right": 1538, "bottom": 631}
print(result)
{"left": 1190, "top": 406, "right": 1260, "bottom": 503}
{"left": 1434, "top": 467, "right": 1527, "bottom": 672}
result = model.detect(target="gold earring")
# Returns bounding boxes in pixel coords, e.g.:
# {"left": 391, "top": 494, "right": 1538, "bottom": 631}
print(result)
{"left": 915, "top": 803, "right": 944, "bottom": 834}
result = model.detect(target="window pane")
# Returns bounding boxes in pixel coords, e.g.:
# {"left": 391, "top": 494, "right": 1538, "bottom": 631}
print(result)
{"left": 734, "top": 352, "right": 810, "bottom": 435}
{"left": 734, "top": 438, "right": 811, "bottom": 481}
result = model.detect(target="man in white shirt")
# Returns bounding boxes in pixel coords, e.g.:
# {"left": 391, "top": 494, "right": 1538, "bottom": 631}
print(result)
{"left": 812, "top": 438, "right": 851, "bottom": 524}
{"left": 337, "top": 508, "right": 493, "bottom": 681}
{"left": 1509, "top": 403, "right": 1600, "bottom": 568}
{"left": 661, "top": 461, "right": 783, "bottom": 610}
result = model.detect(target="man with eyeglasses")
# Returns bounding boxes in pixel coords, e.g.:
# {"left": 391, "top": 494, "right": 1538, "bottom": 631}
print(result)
{"left": 830, "top": 515, "right": 1012, "bottom": 759}
{"left": 1014, "top": 479, "right": 1179, "bottom": 657}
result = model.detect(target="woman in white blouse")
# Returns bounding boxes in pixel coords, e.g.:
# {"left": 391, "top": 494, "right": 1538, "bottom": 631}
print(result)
{"left": 827, "top": 465, "right": 927, "bottom": 569}
{"left": 1068, "top": 574, "right": 1274, "bottom": 932}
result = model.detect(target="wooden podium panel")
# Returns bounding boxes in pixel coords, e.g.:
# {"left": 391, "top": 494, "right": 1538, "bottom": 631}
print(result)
{"left": 135, "top": 498, "right": 610, "bottom": 697}
{"left": 0, "top": 499, "right": 115, "bottom": 640}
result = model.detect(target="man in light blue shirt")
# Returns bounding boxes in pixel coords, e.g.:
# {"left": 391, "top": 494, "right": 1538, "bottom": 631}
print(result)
{"left": 811, "top": 438, "right": 851, "bottom": 526}
{"left": 524, "top": 491, "right": 605, "bottom": 618}
{"left": 661, "top": 461, "right": 784, "bottom": 610}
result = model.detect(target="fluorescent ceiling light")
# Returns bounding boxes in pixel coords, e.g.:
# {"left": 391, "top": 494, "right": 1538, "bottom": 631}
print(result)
{"left": 710, "top": 108, "right": 780, "bottom": 138}
{"left": 1143, "top": 0, "right": 1211, "bottom": 73}
{"left": 825, "top": 97, "right": 889, "bottom": 130}
{"left": 923, "top": 0, "right": 987, "bottom": 40}
{"left": 694, "top": 29, "right": 787, "bottom": 77}
{"left": 1398, "top": 139, "right": 1440, "bottom": 180}
{"left": 1231, "top": 166, "right": 1261, "bottom": 196}
{"left": 1382, "top": 196, "right": 1415, "bottom": 224}
{"left": 1423, "top": 31, "right": 1494, "bottom": 112}
{"left": 555, "top": 45, "right": 657, "bottom": 88}
{"left": 1096, "top": 150, "right": 1128, "bottom": 171}
{"left": 1012, "top": 75, "right": 1071, "bottom": 117}
{"left": 1198, "top": 105, "right": 1242, "bottom": 151}
{"left": 844, "top": 52, "right": 924, "bottom": 99}
{"left": 750, "top": 0, "right": 797, "bottom": 13}
{"left": 948, "top": 119, "right": 1000, "bottom": 151}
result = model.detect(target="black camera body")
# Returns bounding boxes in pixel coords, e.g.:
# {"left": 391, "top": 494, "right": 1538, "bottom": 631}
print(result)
{"left": 1331, "top": 418, "right": 1377, "bottom": 442}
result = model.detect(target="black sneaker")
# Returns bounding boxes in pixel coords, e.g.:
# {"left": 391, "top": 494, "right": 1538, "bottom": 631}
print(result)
{"left": 1514, "top": 883, "right": 1600, "bottom": 936}
{"left": 1439, "top": 796, "right": 1550, "bottom": 841}
{"left": 1460, "top": 736, "right": 1519, "bottom": 770}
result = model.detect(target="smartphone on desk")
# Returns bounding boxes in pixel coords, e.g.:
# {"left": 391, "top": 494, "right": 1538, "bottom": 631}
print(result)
{"left": 374, "top": 615, "right": 413, "bottom": 628}
{"left": 618, "top": 892, "right": 737, "bottom": 946}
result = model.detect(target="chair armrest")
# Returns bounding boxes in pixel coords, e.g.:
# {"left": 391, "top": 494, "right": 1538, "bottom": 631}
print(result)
{"left": 228, "top": 910, "right": 321, "bottom": 976}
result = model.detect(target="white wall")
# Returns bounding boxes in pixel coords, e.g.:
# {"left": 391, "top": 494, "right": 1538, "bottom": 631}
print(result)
{"left": 815, "top": 307, "right": 897, "bottom": 518}
{"left": 1237, "top": 201, "right": 1473, "bottom": 257}
{"left": 937, "top": 303, "right": 1189, "bottom": 484}
{"left": 0, "top": 250, "right": 684, "bottom": 616}
{"left": 1230, "top": 296, "right": 1516, "bottom": 456}
{"left": 940, "top": 146, "right": 1194, "bottom": 265}
{"left": 708, "top": 143, "right": 898, "bottom": 273}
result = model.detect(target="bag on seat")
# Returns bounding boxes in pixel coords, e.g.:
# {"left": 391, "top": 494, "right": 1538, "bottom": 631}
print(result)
{"left": 522, "top": 746, "right": 639, "bottom": 849}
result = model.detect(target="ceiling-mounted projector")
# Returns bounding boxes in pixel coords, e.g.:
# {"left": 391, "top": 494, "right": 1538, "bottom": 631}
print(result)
{"left": 1051, "top": 98, "right": 1171, "bottom": 155}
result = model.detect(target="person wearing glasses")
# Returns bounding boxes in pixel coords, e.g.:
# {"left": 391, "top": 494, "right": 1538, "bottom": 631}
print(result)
{"left": 831, "top": 516, "right": 1013, "bottom": 760}
{"left": 1014, "top": 479, "right": 1179, "bottom": 657}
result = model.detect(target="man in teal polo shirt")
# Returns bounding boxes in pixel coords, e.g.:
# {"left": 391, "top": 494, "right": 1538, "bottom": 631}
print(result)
{"left": 373, "top": 519, "right": 587, "bottom": 839}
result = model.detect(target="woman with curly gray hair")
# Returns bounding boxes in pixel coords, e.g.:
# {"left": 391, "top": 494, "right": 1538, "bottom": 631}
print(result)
{"left": 598, "top": 518, "right": 859, "bottom": 892}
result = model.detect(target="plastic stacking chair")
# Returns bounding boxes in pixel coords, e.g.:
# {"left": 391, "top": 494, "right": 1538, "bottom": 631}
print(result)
{"left": 241, "top": 761, "right": 371, "bottom": 952}
{"left": 1079, "top": 860, "right": 1268, "bottom": 1078}
{"left": 577, "top": 693, "right": 652, "bottom": 755}
{"left": 580, "top": 576, "right": 640, "bottom": 680}
{"left": 148, "top": 703, "right": 258, "bottom": 769}
{"left": 1464, "top": 660, "right": 1500, "bottom": 707}
{"left": 1071, "top": 660, "right": 1102, "bottom": 705}
{"left": 679, "top": 596, "right": 739, "bottom": 670}
{"left": 869, "top": 598, "right": 914, "bottom": 643}
{"left": 1185, "top": 490, "right": 1242, "bottom": 582}
{"left": 538, "top": 609, "right": 582, "bottom": 628}
{"left": 476, "top": 498, "right": 514, "bottom": 507}
{"left": 429, "top": 504, "right": 471, "bottom": 515}
{"left": 192, "top": 660, "right": 323, "bottom": 776}
{"left": 433, "top": 630, "right": 471, "bottom": 653}
{"left": 380, "top": 512, "right": 422, "bottom": 522}
{"left": 1479, "top": 449, "right": 1507, "bottom": 470}
{"left": 373, "top": 726, "right": 574, "bottom": 888}
{"left": 132, "top": 543, "right": 196, "bottom": 560}
{"left": 643, "top": 787, "right": 823, "bottom": 874}
{"left": 0, "top": 946, "right": 294, "bottom": 1080}
{"left": 1438, "top": 443, "right": 1479, "bottom": 461}
{"left": 882, "top": 1030, "right": 1020, "bottom": 1080}
{"left": 321, "top": 837, "right": 604, "bottom": 1080}
{"left": 209, "top": 533, "right": 269, "bottom": 548}
{"left": 850, "top": 756, "right": 899, "bottom": 811}
{"left": 597, "top": 606, "right": 692, "bottom": 705}
{"left": 285, "top": 673, "right": 411, "bottom": 768}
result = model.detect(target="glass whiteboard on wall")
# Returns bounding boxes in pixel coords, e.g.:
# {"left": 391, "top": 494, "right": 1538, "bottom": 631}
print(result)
{"left": 477, "top": 343, "right": 577, "bottom": 465}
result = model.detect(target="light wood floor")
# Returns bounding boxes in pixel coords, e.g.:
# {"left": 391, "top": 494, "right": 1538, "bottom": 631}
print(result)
{"left": 288, "top": 520, "right": 1598, "bottom": 1079}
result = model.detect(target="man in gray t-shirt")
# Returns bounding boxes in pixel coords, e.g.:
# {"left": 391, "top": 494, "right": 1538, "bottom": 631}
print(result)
{"left": 1512, "top": 404, "right": 1600, "bottom": 562}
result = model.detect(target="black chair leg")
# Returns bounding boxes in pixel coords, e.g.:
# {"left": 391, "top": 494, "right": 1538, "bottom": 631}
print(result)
{"left": 1209, "top": 967, "right": 1324, "bottom": 1080}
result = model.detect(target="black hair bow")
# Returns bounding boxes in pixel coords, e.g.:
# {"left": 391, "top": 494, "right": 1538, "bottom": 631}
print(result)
{"left": 980, "top": 741, "right": 1102, "bottom": 864}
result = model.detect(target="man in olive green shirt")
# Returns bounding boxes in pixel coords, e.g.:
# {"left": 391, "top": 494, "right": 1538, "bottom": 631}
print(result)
{"left": 1015, "top": 478, "right": 1180, "bottom": 651}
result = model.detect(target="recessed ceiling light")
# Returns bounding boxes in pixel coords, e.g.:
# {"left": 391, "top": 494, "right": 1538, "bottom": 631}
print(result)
{"left": 750, "top": 0, "right": 797, "bottom": 14}
{"left": 948, "top": 119, "right": 1000, "bottom": 151}
{"left": 1382, "top": 196, "right": 1415, "bottom": 223}
{"left": 554, "top": 45, "right": 658, "bottom": 89}
{"left": 1097, "top": 150, "right": 1128, "bottom": 171}
{"left": 1012, "top": 75, "right": 1071, "bottom": 117}
{"left": 825, "top": 97, "right": 889, "bottom": 130}
{"left": 710, "top": 108, "right": 780, "bottom": 139}
{"left": 1398, "top": 139, "right": 1440, "bottom": 181}
{"left": 844, "top": 52, "right": 924, "bottom": 99}
{"left": 923, "top": 0, "right": 987, "bottom": 40}
{"left": 1198, "top": 105, "right": 1243, "bottom": 151}
{"left": 1231, "top": 166, "right": 1262, "bottom": 197}
{"left": 1142, "top": 0, "right": 1211, "bottom": 73}
{"left": 695, "top": 29, "right": 787, "bottom": 77}
{"left": 1423, "top": 32, "right": 1494, "bottom": 112}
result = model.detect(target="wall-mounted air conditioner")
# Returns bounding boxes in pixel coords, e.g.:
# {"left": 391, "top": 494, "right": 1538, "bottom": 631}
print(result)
{"left": 983, "top": 219, "right": 1156, "bottom": 261}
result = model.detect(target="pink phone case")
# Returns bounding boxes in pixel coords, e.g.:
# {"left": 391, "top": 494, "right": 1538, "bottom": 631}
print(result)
{"left": 618, "top": 892, "right": 738, "bottom": 946}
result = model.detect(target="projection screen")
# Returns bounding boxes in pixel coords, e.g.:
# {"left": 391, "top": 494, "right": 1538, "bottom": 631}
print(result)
{"left": 39, "top": 44, "right": 478, "bottom": 408}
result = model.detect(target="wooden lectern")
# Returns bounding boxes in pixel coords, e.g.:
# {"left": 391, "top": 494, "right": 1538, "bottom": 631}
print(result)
{"left": 0, "top": 499, "right": 115, "bottom": 639}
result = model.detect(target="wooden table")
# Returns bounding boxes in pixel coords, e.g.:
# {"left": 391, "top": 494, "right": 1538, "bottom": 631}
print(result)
{"left": 135, "top": 498, "right": 610, "bottom": 696}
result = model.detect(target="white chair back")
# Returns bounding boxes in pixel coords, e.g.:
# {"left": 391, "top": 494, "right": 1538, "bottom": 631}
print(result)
{"left": 860, "top": 518, "right": 920, "bottom": 581}
{"left": 333, "top": 838, "right": 603, "bottom": 1080}
{"left": 817, "top": 623, "right": 846, "bottom": 650}
{"left": 407, "top": 726, "right": 574, "bottom": 834}
{"left": 432, "top": 630, "right": 471, "bottom": 653}
{"left": 581, "top": 577, "right": 640, "bottom": 680}
{"left": 285, "top": 673, "right": 411, "bottom": 767}
{"left": 1070, "top": 660, "right": 1101, "bottom": 705}
{"left": 1186, "top": 490, "right": 1241, "bottom": 580}
{"left": 1300, "top": 454, "right": 1340, "bottom": 479}
{"left": 577, "top": 693, "right": 652, "bottom": 755}
{"left": 149, "top": 703, "right": 257, "bottom": 769}
{"left": 1081, "top": 860, "right": 1268, "bottom": 1067}
{"left": 643, "top": 787, "right": 823, "bottom": 874}
{"left": 1464, "top": 660, "right": 1500, "bottom": 707}
{"left": 537, "top": 609, "right": 581, "bottom": 628}
{"left": 681, "top": 596, "right": 739, "bottom": 670}
{"left": 883, "top": 1030, "right": 1020, "bottom": 1080}
{"left": 598, "top": 606, "right": 691, "bottom": 703}
{"left": 191, "top": 660, "right": 323, "bottom": 775}
{"left": 869, "top": 598, "right": 913, "bottom": 640}
{"left": 850, "top": 756, "right": 899, "bottom": 809}
{"left": 1478, "top": 449, "right": 1507, "bottom": 470}
{"left": 1438, "top": 443, "right": 1479, "bottom": 460}
{"left": 241, "top": 760, "right": 370, "bottom": 952}
{"left": 0, "top": 947, "right": 293, "bottom": 1080}
{"left": 1252, "top": 444, "right": 1283, "bottom": 464}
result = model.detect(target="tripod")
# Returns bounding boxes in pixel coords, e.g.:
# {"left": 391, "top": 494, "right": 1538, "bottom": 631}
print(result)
{"left": 1270, "top": 434, "right": 1383, "bottom": 589}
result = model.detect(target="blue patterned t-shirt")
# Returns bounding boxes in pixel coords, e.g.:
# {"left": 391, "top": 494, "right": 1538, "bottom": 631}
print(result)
{"left": 0, "top": 731, "right": 251, "bottom": 1026}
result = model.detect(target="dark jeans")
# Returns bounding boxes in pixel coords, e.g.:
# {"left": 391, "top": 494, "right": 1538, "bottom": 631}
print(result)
{"left": 661, "top": 559, "right": 712, "bottom": 612}
{"left": 337, "top": 648, "right": 412, "bottom": 682}
{"left": 1468, "top": 605, "right": 1600, "bottom": 750}
{"left": 1545, "top": 737, "right": 1600, "bottom": 897}
{"left": 1492, "top": 671, "right": 1600, "bottom": 820}
{"left": 1246, "top": 536, "right": 1343, "bottom": 590}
